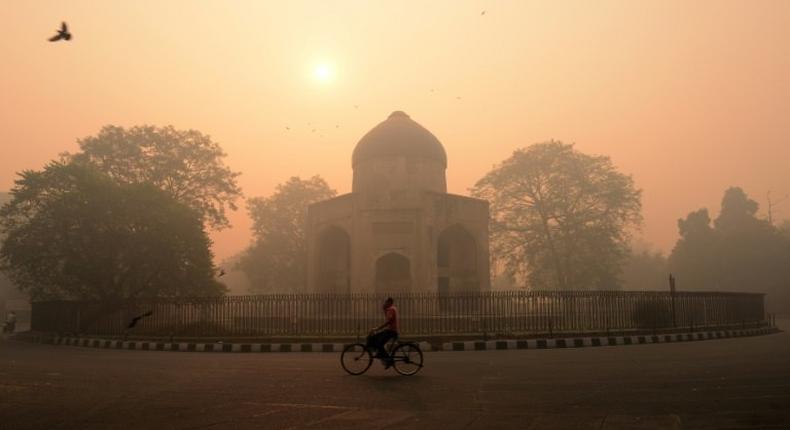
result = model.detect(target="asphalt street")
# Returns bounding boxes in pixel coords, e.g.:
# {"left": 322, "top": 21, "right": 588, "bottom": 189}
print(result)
{"left": 1, "top": 324, "right": 788, "bottom": 430}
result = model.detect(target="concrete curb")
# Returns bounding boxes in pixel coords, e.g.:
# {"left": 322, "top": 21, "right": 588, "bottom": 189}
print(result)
{"left": 20, "top": 335, "right": 436, "bottom": 353}
{"left": 440, "top": 327, "right": 779, "bottom": 351}
{"left": 18, "top": 326, "right": 779, "bottom": 353}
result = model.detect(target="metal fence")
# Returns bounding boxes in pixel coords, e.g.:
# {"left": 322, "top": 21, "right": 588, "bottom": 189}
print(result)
{"left": 31, "top": 290, "right": 767, "bottom": 338}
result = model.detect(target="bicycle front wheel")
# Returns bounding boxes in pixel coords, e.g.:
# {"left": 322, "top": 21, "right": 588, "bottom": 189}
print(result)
{"left": 391, "top": 343, "right": 423, "bottom": 376}
{"left": 340, "top": 343, "right": 373, "bottom": 375}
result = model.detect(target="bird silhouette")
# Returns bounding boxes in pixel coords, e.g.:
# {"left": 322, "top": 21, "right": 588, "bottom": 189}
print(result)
{"left": 481, "top": 10, "right": 486, "bottom": 16}
{"left": 285, "top": 126, "right": 290, "bottom": 131}
{"left": 218, "top": 268, "right": 226, "bottom": 277}
{"left": 127, "top": 311, "right": 153, "bottom": 329}
{"left": 48, "top": 22, "right": 72, "bottom": 42}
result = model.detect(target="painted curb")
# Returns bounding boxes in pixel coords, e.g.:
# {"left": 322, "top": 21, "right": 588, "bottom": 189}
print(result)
{"left": 18, "top": 327, "right": 778, "bottom": 353}
{"left": 21, "top": 336, "right": 435, "bottom": 353}
{"left": 441, "top": 327, "right": 779, "bottom": 351}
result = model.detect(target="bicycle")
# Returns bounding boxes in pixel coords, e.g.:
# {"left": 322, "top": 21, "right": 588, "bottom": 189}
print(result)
{"left": 340, "top": 335, "right": 424, "bottom": 376}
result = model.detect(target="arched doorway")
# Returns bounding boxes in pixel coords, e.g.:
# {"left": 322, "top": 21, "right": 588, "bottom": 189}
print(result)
{"left": 375, "top": 253, "right": 411, "bottom": 294}
{"left": 437, "top": 225, "right": 479, "bottom": 294}
{"left": 317, "top": 226, "right": 350, "bottom": 293}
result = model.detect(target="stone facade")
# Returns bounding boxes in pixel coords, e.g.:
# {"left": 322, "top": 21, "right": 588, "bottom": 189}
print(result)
{"left": 306, "top": 111, "right": 490, "bottom": 294}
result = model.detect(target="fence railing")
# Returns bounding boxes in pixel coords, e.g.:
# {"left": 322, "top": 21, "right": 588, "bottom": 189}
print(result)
{"left": 31, "top": 291, "right": 767, "bottom": 338}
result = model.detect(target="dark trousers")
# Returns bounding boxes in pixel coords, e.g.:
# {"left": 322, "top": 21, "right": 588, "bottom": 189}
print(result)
{"left": 366, "top": 329, "right": 398, "bottom": 357}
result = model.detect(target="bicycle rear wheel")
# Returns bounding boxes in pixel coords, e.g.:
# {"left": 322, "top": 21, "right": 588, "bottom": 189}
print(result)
{"left": 391, "top": 343, "right": 423, "bottom": 376}
{"left": 340, "top": 343, "right": 373, "bottom": 375}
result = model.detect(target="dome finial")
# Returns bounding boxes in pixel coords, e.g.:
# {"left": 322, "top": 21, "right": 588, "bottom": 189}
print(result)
{"left": 389, "top": 111, "right": 409, "bottom": 119}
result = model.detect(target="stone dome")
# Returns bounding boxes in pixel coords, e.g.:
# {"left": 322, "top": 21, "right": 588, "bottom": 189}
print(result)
{"left": 352, "top": 111, "right": 447, "bottom": 168}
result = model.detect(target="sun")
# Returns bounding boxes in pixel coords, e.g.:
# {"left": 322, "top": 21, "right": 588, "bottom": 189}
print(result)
{"left": 312, "top": 63, "right": 334, "bottom": 84}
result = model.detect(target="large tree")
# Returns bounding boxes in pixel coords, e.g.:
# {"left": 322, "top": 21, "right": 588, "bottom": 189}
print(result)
{"left": 471, "top": 141, "right": 642, "bottom": 290}
{"left": 68, "top": 125, "right": 242, "bottom": 229}
{"left": 238, "top": 176, "right": 336, "bottom": 293}
{"left": 669, "top": 187, "right": 790, "bottom": 311}
{"left": 0, "top": 192, "right": 21, "bottom": 302}
{"left": 0, "top": 162, "right": 225, "bottom": 301}
{"left": 666, "top": 209, "right": 717, "bottom": 290}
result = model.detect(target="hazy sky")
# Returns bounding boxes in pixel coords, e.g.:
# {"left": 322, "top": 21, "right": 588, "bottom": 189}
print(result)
{"left": 2, "top": 0, "right": 789, "bottom": 262}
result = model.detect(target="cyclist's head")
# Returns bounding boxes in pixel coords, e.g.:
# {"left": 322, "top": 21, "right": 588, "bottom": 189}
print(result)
{"left": 383, "top": 297, "right": 394, "bottom": 309}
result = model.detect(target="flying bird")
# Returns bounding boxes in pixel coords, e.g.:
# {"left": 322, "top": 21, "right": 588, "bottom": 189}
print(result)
{"left": 127, "top": 311, "right": 153, "bottom": 329}
{"left": 218, "top": 268, "right": 226, "bottom": 277}
{"left": 481, "top": 10, "right": 486, "bottom": 16}
{"left": 48, "top": 22, "right": 72, "bottom": 42}
{"left": 285, "top": 126, "right": 290, "bottom": 131}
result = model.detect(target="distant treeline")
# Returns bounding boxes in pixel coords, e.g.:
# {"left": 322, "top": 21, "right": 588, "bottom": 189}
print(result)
{"left": 622, "top": 187, "right": 790, "bottom": 313}
{"left": 1, "top": 125, "right": 788, "bottom": 313}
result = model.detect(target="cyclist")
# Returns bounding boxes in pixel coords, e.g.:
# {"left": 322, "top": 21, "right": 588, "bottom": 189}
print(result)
{"left": 367, "top": 297, "right": 399, "bottom": 367}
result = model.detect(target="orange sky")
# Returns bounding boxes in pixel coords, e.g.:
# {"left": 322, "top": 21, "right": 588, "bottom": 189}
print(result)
{"left": 2, "top": 0, "right": 789, "bottom": 262}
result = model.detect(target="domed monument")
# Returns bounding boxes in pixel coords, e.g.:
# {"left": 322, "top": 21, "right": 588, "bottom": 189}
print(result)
{"left": 306, "top": 111, "right": 490, "bottom": 294}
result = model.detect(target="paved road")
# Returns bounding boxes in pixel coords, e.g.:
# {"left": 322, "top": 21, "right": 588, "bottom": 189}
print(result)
{"left": 1, "top": 327, "right": 789, "bottom": 430}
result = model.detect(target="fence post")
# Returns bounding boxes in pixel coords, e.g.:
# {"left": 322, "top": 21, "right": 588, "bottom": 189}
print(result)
{"left": 669, "top": 273, "right": 677, "bottom": 328}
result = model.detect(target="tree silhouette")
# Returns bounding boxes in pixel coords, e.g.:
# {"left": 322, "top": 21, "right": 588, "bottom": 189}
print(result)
{"left": 68, "top": 125, "right": 242, "bottom": 230}
{"left": 0, "top": 162, "right": 224, "bottom": 300}
{"left": 238, "top": 176, "right": 336, "bottom": 293}
{"left": 669, "top": 187, "right": 790, "bottom": 311}
{"left": 472, "top": 141, "right": 642, "bottom": 290}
